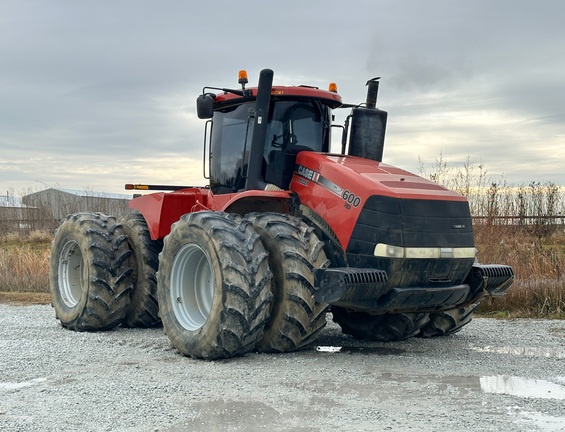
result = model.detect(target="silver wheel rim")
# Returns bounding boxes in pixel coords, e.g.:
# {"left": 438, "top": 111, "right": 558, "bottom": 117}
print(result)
{"left": 58, "top": 240, "right": 84, "bottom": 307}
{"left": 170, "top": 243, "right": 214, "bottom": 331}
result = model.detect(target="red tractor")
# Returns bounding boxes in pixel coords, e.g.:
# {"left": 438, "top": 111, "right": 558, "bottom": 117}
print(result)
{"left": 48, "top": 69, "right": 514, "bottom": 359}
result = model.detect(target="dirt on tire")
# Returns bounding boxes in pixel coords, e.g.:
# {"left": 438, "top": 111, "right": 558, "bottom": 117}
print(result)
{"left": 157, "top": 211, "right": 273, "bottom": 360}
{"left": 48, "top": 212, "right": 133, "bottom": 331}
{"left": 119, "top": 212, "right": 162, "bottom": 328}
{"left": 331, "top": 308, "right": 430, "bottom": 341}
{"left": 246, "top": 212, "right": 330, "bottom": 352}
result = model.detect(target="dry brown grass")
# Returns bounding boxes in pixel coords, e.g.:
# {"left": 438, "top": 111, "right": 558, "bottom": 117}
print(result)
{"left": 475, "top": 225, "right": 565, "bottom": 318}
{"left": 0, "top": 230, "right": 50, "bottom": 295}
{"left": 0, "top": 292, "right": 51, "bottom": 305}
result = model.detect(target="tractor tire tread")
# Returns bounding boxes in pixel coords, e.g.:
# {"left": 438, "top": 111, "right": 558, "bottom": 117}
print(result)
{"left": 419, "top": 303, "right": 480, "bottom": 337}
{"left": 158, "top": 211, "right": 272, "bottom": 359}
{"left": 119, "top": 212, "right": 162, "bottom": 328}
{"left": 245, "top": 212, "right": 330, "bottom": 353}
{"left": 49, "top": 212, "right": 133, "bottom": 331}
{"left": 331, "top": 308, "right": 430, "bottom": 342}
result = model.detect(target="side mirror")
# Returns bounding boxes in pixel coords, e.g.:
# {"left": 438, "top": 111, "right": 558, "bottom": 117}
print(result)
{"left": 196, "top": 94, "right": 215, "bottom": 119}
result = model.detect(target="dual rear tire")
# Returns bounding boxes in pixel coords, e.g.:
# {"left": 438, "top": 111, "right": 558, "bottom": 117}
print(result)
{"left": 49, "top": 213, "right": 133, "bottom": 331}
{"left": 50, "top": 212, "right": 163, "bottom": 331}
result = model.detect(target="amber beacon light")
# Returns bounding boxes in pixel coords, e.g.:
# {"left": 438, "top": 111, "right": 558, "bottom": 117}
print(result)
{"left": 238, "top": 70, "right": 248, "bottom": 89}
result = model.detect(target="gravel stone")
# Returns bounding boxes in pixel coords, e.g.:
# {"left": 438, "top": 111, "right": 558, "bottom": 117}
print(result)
{"left": 1, "top": 304, "right": 564, "bottom": 431}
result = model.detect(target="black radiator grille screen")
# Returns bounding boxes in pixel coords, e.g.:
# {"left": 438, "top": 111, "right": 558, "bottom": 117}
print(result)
{"left": 347, "top": 195, "right": 474, "bottom": 256}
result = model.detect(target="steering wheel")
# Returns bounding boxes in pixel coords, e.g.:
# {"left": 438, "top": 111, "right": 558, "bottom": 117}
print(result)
{"left": 271, "top": 133, "right": 298, "bottom": 148}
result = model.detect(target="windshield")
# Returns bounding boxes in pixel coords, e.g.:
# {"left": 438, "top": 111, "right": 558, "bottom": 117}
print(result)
{"left": 210, "top": 99, "right": 331, "bottom": 194}
{"left": 209, "top": 103, "right": 254, "bottom": 194}
{"left": 264, "top": 101, "right": 327, "bottom": 156}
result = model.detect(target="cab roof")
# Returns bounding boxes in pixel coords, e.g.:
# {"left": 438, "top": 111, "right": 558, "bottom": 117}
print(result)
{"left": 213, "top": 85, "right": 343, "bottom": 109}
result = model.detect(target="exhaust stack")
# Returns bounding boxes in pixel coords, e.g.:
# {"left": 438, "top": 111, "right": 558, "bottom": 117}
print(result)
{"left": 365, "top": 76, "right": 380, "bottom": 108}
{"left": 245, "top": 68, "right": 273, "bottom": 191}
{"left": 347, "top": 77, "right": 388, "bottom": 162}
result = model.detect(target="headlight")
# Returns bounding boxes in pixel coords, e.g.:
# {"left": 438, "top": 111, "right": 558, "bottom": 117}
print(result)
{"left": 374, "top": 244, "right": 476, "bottom": 259}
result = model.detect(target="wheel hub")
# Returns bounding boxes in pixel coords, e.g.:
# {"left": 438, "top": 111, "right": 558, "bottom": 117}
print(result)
{"left": 58, "top": 240, "right": 84, "bottom": 307}
{"left": 170, "top": 243, "right": 214, "bottom": 331}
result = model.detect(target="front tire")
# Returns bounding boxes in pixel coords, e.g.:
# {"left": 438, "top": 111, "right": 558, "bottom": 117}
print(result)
{"left": 245, "top": 212, "right": 330, "bottom": 352}
{"left": 332, "top": 308, "right": 429, "bottom": 341}
{"left": 420, "top": 303, "right": 479, "bottom": 337}
{"left": 157, "top": 211, "right": 273, "bottom": 359}
{"left": 49, "top": 212, "right": 133, "bottom": 331}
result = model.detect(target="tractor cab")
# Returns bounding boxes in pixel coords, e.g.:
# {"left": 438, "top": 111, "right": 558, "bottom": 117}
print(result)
{"left": 198, "top": 70, "right": 342, "bottom": 194}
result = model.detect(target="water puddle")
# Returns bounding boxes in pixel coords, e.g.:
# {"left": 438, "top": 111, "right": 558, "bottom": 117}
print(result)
{"left": 470, "top": 345, "right": 565, "bottom": 359}
{"left": 316, "top": 346, "right": 405, "bottom": 355}
{"left": 334, "top": 372, "right": 565, "bottom": 402}
{"left": 518, "top": 411, "right": 565, "bottom": 432}
{"left": 0, "top": 377, "right": 46, "bottom": 390}
{"left": 480, "top": 375, "right": 565, "bottom": 400}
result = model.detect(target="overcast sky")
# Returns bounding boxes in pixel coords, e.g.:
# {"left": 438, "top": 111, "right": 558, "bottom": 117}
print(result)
{"left": 1, "top": 0, "right": 564, "bottom": 196}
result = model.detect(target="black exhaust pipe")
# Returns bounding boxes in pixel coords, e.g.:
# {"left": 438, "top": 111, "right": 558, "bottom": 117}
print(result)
{"left": 245, "top": 68, "right": 273, "bottom": 191}
{"left": 365, "top": 77, "right": 380, "bottom": 109}
{"left": 348, "top": 77, "right": 388, "bottom": 162}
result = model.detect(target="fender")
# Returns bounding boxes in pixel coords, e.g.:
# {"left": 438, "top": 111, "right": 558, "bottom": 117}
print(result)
{"left": 130, "top": 188, "right": 292, "bottom": 240}
{"left": 216, "top": 190, "right": 293, "bottom": 215}
{"left": 129, "top": 189, "right": 211, "bottom": 240}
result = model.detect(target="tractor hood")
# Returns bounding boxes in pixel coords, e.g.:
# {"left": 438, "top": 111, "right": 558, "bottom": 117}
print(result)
{"left": 292, "top": 152, "right": 465, "bottom": 202}
{"left": 290, "top": 152, "right": 471, "bottom": 252}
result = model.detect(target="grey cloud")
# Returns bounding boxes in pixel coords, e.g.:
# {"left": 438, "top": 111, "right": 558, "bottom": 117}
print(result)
{"left": 1, "top": 0, "right": 564, "bottom": 194}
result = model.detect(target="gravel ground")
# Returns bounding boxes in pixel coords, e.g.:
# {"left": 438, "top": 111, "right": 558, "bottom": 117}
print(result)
{"left": 1, "top": 304, "right": 564, "bottom": 432}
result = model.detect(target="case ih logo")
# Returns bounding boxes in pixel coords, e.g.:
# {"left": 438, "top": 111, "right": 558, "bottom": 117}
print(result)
{"left": 296, "top": 165, "right": 320, "bottom": 182}
{"left": 295, "top": 164, "right": 362, "bottom": 210}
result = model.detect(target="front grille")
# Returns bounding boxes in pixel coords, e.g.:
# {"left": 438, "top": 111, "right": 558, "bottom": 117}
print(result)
{"left": 347, "top": 195, "right": 474, "bottom": 255}
{"left": 345, "top": 195, "right": 475, "bottom": 288}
